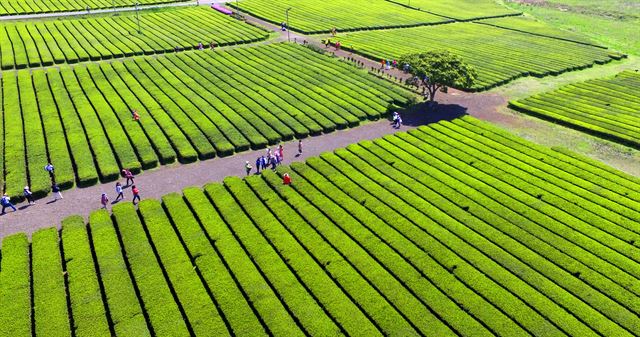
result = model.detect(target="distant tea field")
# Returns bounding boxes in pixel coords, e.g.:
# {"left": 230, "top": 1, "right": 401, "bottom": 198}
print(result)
{"left": 337, "top": 19, "right": 624, "bottom": 90}
{"left": 0, "top": 7, "right": 270, "bottom": 69}
{"left": 231, "top": 0, "right": 451, "bottom": 34}
{"left": 510, "top": 70, "right": 640, "bottom": 148}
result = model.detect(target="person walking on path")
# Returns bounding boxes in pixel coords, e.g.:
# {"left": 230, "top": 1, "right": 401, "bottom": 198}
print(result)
{"left": 1, "top": 194, "right": 17, "bottom": 215}
{"left": 44, "top": 163, "right": 55, "bottom": 180}
{"left": 245, "top": 161, "right": 252, "bottom": 176}
{"left": 23, "top": 186, "right": 35, "bottom": 205}
{"left": 261, "top": 156, "right": 267, "bottom": 171}
{"left": 297, "top": 139, "right": 303, "bottom": 157}
{"left": 122, "top": 169, "right": 135, "bottom": 186}
{"left": 115, "top": 182, "right": 124, "bottom": 202}
{"left": 278, "top": 144, "right": 284, "bottom": 161}
{"left": 132, "top": 185, "right": 141, "bottom": 205}
{"left": 52, "top": 183, "right": 63, "bottom": 201}
{"left": 255, "top": 157, "right": 262, "bottom": 174}
{"left": 101, "top": 193, "right": 109, "bottom": 209}
{"left": 283, "top": 173, "right": 291, "bottom": 185}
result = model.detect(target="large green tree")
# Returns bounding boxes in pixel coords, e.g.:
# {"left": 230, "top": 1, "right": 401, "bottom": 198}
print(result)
{"left": 399, "top": 50, "right": 476, "bottom": 103}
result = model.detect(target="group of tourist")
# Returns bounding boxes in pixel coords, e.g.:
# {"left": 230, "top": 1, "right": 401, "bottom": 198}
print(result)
{"left": 246, "top": 140, "right": 303, "bottom": 177}
{"left": 101, "top": 169, "right": 141, "bottom": 209}
{"left": 0, "top": 163, "right": 143, "bottom": 215}
{"left": 1, "top": 163, "right": 62, "bottom": 215}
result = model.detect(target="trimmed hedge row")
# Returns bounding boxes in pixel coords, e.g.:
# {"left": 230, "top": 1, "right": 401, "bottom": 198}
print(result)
{"left": 0, "top": 7, "right": 269, "bottom": 69}
{"left": 111, "top": 203, "right": 190, "bottom": 337}
{"left": 162, "top": 192, "right": 268, "bottom": 336}
{"left": 60, "top": 216, "right": 111, "bottom": 337}
{"left": 1, "top": 43, "right": 413, "bottom": 199}
{"left": 186, "top": 187, "right": 305, "bottom": 336}
{"left": 0, "top": 233, "right": 31, "bottom": 337}
{"left": 88, "top": 210, "right": 150, "bottom": 337}
{"left": 32, "top": 228, "right": 72, "bottom": 337}
{"left": 3, "top": 116, "right": 638, "bottom": 336}
{"left": 510, "top": 71, "right": 640, "bottom": 149}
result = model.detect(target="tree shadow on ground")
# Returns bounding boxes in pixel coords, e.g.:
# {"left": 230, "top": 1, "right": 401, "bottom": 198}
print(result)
{"left": 396, "top": 102, "right": 468, "bottom": 128}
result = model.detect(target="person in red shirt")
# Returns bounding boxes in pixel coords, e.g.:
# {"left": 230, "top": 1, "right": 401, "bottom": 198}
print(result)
{"left": 283, "top": 173, "right": 291, "bottom": 185}
{"left": 132, "top": 185, "right": 141, "bottom": 205}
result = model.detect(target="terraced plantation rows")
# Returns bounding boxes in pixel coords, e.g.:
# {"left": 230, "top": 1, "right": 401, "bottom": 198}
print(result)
{"left": 0, "top": 43, "right": 413, "bottom": 199}
{"left": 1, "top": 116, "right": 639, "bottom": 336}
{"left": 510, "top": 70, "right": 640, "bottom": 148}
{"left": 476, "top": 16, "right": 602, "bottom": 47}
{"left": 0, "top": 7, "right": 269, "bottom": 70}
{"left": 231, "top": 0, "right": 450, "bottom": 34}
{"left": 388, "top": 0, "right": 520, "bottom": 21}
{"left": 0, "top": 0, "right": 186, "bottom": 15}
{"left": 337, "top": 21, "right": 624, "bottom": 90}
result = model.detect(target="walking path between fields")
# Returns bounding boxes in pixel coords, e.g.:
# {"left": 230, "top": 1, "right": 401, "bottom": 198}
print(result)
{"left": 0, "top": 0, "right": 226, "bottom": 21}
{"left": 0, "top": 90, "right": 506, "bottom": 238}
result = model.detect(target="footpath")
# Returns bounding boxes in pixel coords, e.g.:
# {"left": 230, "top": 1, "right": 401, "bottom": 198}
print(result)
{"left": 0, "top": 102, "right": 499, "bottom": 238}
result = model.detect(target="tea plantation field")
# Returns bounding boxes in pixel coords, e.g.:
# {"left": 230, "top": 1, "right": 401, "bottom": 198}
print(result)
{"left": 2, "top": 117, "right": 639, "bottom": 336}
{"left": 0, "top": 0, "right": 186, "bottom": 15}
{"left": 510, "top": 70, "right": 640, "bottom": 148}
{"left": 390, "top": 0, "right": 520, "bottom": 20}
{"left": 0, "top": 43, "right": 412, "bottom": 198}
{"left": 337, "top": 20, "right": 624, "bottom": 90}
{"left": 0, "top": 7, "right": 270, "bottom": 69}
{"left": 231, "top": 0, "right": 451, "bottom": 34}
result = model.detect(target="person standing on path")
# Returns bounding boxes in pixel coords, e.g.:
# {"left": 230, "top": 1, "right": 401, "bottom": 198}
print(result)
{"left": 278, "top": 144, "right": 284, "bottom": 162}
{"left": 122, "top": 169, "right": 135, "bottom": 186}
{"left": 245, "top": 161, "right": 252, "bottom": 176}
{"left": 255, "top": 157, "right": 262, "bottom": 174}
{"left": 24, "top": 186, "right": 35, "bottom": 205}
{"left": 132, "top": 185, "right": 141, "bottom": 205}
{"left": 52, "top": 183, "right": 63, "bottom": 201}
{"left": 297, "top": 139, "right": 303, "bottom": 157}
{"left": 1, "top": 194, "right": 17, "bottom": 215}
{"left": 44, "top": 163, "right": 55, "bottom": 180}
{"left": 115, "top": 182, "right": 124, "bottom": 202}
{"left": 101, "top": 193, "right": 109, "bottom": 209}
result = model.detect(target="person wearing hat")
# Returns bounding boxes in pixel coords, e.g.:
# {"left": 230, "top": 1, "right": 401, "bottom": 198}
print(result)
{"left": 1, "top": 193, "right": 16, "bottom": 215}
{"left": 245, "top": 161, "right": 252, "bottom": 176}
{"left": 23, "top": 186, "right": 35, "bottom": 205}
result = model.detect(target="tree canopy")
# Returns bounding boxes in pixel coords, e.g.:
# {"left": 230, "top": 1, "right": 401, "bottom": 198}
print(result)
{"left": 399, "top": 50, "right": 476, "bottom": 103}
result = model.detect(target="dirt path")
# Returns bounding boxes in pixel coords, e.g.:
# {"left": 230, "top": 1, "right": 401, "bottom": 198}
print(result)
{"left": 0, "top": 105, "right": 483, "bottom": 238}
